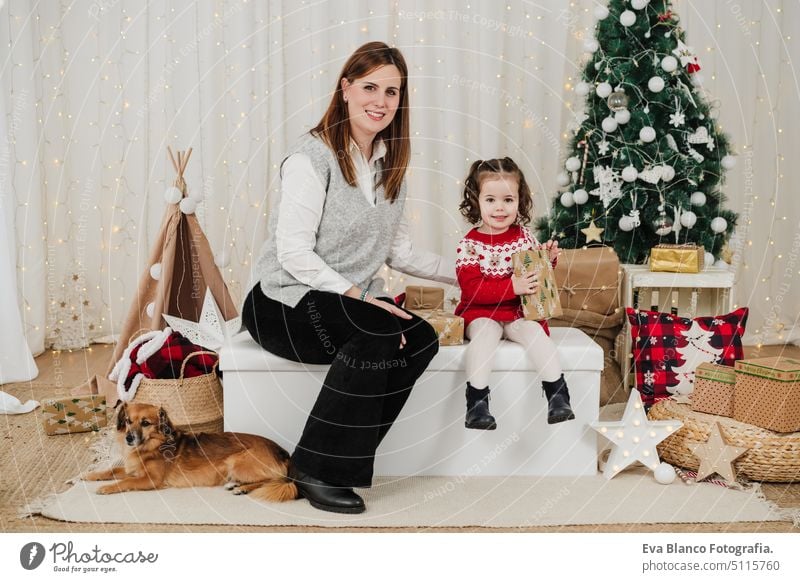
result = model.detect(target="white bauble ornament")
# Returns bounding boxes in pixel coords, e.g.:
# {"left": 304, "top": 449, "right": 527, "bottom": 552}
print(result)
{"left": 680, "top": 210, "right": 697, "bottom": 228}
{"left": 621, "top": 165, "right": 639, "bottom": 182}
{"left": 631, "top": 0, "right": 650, "bottom": 10}
{"left": 565, "top": 156, "right": 582, "bottom": 172}
{"left": 618, "top": 215, "right": 635, "bottom": 232}
{"left": 573, "top": 189, "right": 589, "bottom": 205}
{"left": 560, "top": 191, "right": 575, "bottom": 208}
{"left": 704, "top": 252, "right": 715, "bottom": 268}
{"left": 575, "top": 81, "right": 591, "bottom": 96}
{"left": 690, "top": 191, "right": 707, "bottom": 206}
{"left": 601, "top": 117, "right": 618, "bottom": 133}
{"left": 146, "top": 302, "right": 155, "bottom": 318}
{"left": 721, "top": 155, "right": 737, "bottom": 169}
{"left": 661, "top": 165, "right": 675, "bottom": 181}
{"left": 215, "top": 249, "right": 231, "bottom": 268}
{"left": 710, "top": 217, "right": 728, "bottom": 233}
{"left": 149, "top": 263, "right": 162, "bottom": 280}
{"left": 661, "top": 55, "right": 678, "bottom": 73}
{"left": 179, "top": 198, "right": 197, "bottom": 215}
{"left": 596, "top": 82, "right": 613, "bottom": 98}
{"left": 164, "top": 186, "right": 183, "bottom": 204}
{"left": 584, "top": 38, "right": 600, "bottom": 53}
{"left": 556, "top": 172, "right": 570, "bottom": 187}
{"left": 639, "top": 126, "right": 656, "bottom": 143}
{"left": 691, "top": 73, "right": 705, "bottom": 87}
{"left": 594, "top": 5, "right": 610, "bottom": 20}
{"left": 614, "top": 109, "right": 631, "bottom": 124}
{"left": 654, "top": 462, "right": 676, "bottom": 485}
{"left": 595, "top": 61, "right": 603, "bottom": 71}
{"left": 648, "top": 76, "right": 665, "bottom": 93}
{"left": 714, "top": 259, "right": 729, "bottom": 268}
{"left": 620, "top": 10, "right": 636, "bottom": 27}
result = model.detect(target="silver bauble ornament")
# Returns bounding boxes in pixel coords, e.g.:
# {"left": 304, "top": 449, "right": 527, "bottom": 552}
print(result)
{"left": 607, "top": 90, "right": 629, "bottom": 112}
{"left": 652, "top": 214, "right": 674, "bottom": 236}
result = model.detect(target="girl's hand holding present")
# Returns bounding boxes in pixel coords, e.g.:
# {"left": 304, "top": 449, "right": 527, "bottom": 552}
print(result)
{"left": 544, "top": 239, "right": 560, "bottom": 263}
{"left": 512, "top": 270, "right": 539, "bottom": 296}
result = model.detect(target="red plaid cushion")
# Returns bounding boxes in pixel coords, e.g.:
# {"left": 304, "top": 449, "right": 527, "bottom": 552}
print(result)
{"left": 626, "top": 307, "right": 748, "bottom": 406}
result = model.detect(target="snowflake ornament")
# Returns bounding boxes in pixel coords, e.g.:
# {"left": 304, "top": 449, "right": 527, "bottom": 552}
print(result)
{"left": 597, "top": 139, "right": 611, "bottom": 155}
{"left": 669, "top": 110, "right": 685, "bottom": 127}
{"left": 644, "top": 370, "right": 656, "bottom": 386}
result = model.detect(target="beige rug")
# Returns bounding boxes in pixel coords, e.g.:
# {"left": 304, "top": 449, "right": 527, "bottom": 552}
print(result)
{"left": 25, "top": 467, "right": 784, "bottom": 528}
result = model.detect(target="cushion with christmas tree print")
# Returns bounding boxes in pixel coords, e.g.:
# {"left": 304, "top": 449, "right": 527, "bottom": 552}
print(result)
{"left": 625, "top": 307, "right": 748, "bottom": 407}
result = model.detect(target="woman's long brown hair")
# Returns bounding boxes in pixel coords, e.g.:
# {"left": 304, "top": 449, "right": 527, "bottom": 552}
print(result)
{"left": 311, "top": 41, "right": 409, "bottom": 203}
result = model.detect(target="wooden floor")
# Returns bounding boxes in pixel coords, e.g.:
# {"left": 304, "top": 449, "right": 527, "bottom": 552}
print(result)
{"left": 2, "top": 342, "right": 799, "bottom": 533}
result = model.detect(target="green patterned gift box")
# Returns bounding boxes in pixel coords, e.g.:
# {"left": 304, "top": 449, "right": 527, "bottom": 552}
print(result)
{"left": 41, "top": 395, "right": 108, "bottom": 435}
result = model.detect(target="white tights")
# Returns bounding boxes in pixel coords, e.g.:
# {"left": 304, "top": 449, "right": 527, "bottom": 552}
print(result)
{"left": 464, "top": 317, "right": 562, "bottom": 389}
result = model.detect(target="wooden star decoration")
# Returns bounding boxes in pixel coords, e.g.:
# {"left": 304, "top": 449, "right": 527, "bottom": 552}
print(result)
{"left": 163, "top": 288, "right": 242, "bottom": 351}
{"left": 591, "top": 390, "right": 683, "bottom": 479}
{"left": 688, "top": 422, "right": 749, "bottom": 483}
{"left": 581, "top": 219, "right": 604, "bottom": 243}
{"left": 449, "top": 297, "right": 459, "bottom": 307}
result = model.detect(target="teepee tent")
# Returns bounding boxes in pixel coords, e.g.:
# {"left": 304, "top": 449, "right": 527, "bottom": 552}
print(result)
{"left": 90, "top": 148, "right": 238, "bottom": 403}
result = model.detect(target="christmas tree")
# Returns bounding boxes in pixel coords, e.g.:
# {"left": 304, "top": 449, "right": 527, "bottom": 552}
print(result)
{"left": 537, "top": 0, "right": 738, "bottom": 264}
{"left": 669, "top": 320, "right": 723, "bottom": 394}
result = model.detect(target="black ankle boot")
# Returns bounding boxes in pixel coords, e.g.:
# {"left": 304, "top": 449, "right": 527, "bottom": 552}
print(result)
{"left": 465, "top": 383, "right": 497, "bottom": 430}
{"left": 542, "top": 375, "right": 575, "bottom": 424}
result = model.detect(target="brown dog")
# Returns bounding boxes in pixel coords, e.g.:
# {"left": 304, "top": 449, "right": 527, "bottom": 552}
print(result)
{"left": 82, "top": 402, "right": 298, "bottom": 502}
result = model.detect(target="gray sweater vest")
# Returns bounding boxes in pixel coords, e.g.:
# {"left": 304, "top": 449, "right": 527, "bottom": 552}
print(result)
{"left": 251, "top": 133, "right": 407, "bottom": 308}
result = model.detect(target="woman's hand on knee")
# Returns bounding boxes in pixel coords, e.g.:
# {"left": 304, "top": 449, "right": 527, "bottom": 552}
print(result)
{"left": 368, "top": 298, "right": 410, "bottom": 349}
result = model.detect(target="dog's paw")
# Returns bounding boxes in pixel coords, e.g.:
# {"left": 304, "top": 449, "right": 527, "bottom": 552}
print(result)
{"left": 224, "top": 481, "right": 240, "bottom": 491}
{"left": 230, "top": 486, "right": 249, "bottom": 495}
{"left": 96, "top": 485, "right": 120, "bottom": 495}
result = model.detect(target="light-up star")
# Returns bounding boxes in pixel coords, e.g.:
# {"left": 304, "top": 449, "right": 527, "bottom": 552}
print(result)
{"left": 591, "top": 390, "right": 683, "bottom": 479}
{"left": 581, "top": 219, "right": 605, "bottom": 243}
{"left": 688, "top": 422, "right": 749, "bottom": 483}
{"left": 163, "top": 288, "right": 241, "bottom": 351}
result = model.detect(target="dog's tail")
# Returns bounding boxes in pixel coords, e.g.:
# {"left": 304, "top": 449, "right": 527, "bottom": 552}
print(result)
{"left": 250, "top": 477, "right": 299, "bottom": 503}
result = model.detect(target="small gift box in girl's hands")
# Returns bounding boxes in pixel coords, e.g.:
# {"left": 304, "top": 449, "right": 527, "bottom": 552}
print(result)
{"left": 512, "top": 249, "right": 562, "bottom": 321}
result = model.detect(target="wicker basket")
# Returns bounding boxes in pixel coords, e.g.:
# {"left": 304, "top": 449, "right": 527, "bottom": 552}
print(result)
{"left": 134, "top": 350, "right": 223, "bottom": 434}
{"left": 648, "top": 399, "right": 800, "bottom": 482}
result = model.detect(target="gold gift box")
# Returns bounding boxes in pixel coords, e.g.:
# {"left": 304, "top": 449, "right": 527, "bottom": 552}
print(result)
{"left": 404, "top": 286, "right": 445, "bottom": 310}
{"left": 512, "top": 249, "right": 562, "bottom": 321}
{"left": 408, "top": 309, "right": 464, "bottom": 345}
{"left": 41, "top": 395, "right": 108, "bottom": 435}
{"left": 649, "top": 244, "right": 705, "bottom": 273}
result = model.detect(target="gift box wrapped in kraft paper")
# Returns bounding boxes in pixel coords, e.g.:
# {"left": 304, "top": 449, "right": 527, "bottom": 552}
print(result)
{"left": 554, "top": 246, "right": 620, "bottom": 315}
{"left": 733, "top": 357, "right": 800, "bottom": 433}
{"left": 407, "top": 309, "right": 464, "bottom": 346}
{"left": 41, "top": 395, "right": 108, "bottom": 435}
{"left": 511, "top": 249, "right": 562, "bottom": 321}
{"left": 649, "top": 243, "right": 705, "bottom": 273}
{"left": 691, "top": 362, "right": 736, "bottom": 417}
{"left": 403, "top": 285, "right": 445, "bottom": 310}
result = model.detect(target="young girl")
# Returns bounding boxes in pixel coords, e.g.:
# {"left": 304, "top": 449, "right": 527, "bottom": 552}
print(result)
{"left": 455, "top": 158, "right": 574, "bottom": 429}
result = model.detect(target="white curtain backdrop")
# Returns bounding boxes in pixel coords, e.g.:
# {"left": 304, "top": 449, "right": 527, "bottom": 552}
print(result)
{"left": 1, "top": 0, "right": 798, "bottom": 357}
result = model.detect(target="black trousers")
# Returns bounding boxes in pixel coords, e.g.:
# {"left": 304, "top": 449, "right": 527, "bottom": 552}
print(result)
{"left": 242, "top": 285, "right": 439, "bottom": 487}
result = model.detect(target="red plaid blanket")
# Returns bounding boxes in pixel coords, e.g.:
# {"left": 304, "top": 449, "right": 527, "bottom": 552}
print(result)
{"left": 109, "top": 329, "right": 217, "bottom": 401}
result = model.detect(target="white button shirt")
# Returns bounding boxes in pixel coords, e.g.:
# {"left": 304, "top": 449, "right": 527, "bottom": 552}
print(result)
{"left": 275, "top": 139, "right": 456, "bottom": 295}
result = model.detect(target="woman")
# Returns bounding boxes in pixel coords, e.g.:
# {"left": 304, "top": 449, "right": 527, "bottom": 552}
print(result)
{"left": 243, "top": 42, "right": 455, "bottom": 514}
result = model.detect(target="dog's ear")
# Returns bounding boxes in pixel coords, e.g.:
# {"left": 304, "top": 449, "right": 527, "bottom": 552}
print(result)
{"left": 116, "top": 403, "right": 128, "bottom": 431}
{"left": 158, "top": 407, "right": 175, "bottom": 437}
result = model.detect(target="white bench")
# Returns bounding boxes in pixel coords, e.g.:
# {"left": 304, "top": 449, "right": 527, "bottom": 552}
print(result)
{"left": 219, "top": 327, "right": 602, "bottom": 477}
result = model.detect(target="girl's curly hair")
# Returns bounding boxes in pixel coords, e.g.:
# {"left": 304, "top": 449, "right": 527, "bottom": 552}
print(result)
{"left": 458, "top": 157, "right": 533, "bottom": 225}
